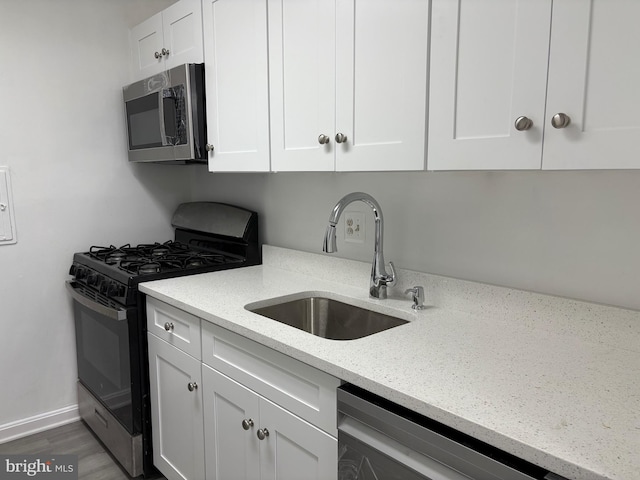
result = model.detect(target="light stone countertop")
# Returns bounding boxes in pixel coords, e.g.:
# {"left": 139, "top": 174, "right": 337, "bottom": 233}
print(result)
{"left": 139, "top": 245, "right": 640, "bottom": 480}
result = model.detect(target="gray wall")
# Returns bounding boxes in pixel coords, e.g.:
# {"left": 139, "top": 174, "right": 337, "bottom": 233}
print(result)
{"left": 189, "top": 169, "right": 640, "bottom": 311}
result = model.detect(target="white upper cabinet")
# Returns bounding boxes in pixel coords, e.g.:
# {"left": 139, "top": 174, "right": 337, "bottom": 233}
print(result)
{"left": 429, "top": 0, "right": 640, "bottom": 170}
{"left": 335, "top": 0, "right": 430, "bottom": 171}
{"left": 130, "top": 0, "right": 203, "bottom": 80}
{"left": 543, "top": 0, "right": 640, "bottom": 170}
{"left": 202, "top": 0, "right": 271, "bottom": 172}
{"left": 428, "top": 0, "right": 551, "bottom": 170}
{"left": 268, "top": 0, "right": 336, "bottom": 172}
{"left": 269, "top": 0, "right": 430, "bottom": 172}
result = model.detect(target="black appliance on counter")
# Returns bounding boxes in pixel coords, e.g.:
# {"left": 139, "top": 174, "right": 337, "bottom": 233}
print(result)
{"left": 66, "top": 202, "right": 260, "bottom": 477}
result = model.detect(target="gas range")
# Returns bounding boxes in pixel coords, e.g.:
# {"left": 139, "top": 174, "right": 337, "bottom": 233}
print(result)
{"left": 66, "top": 202, "right": 260, "bottom": 478}
{"left": 69, "top": 202, "right": 259, "bottom": 307}
{"left": 69, "top": 240, "right": 246, "bottom": 306}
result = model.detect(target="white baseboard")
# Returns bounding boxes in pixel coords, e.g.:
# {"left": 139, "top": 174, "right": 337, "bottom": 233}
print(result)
{"left": 0, "top": 405, "right": 80, "bottom": 444}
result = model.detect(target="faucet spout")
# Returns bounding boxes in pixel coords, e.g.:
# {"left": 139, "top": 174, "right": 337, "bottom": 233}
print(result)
{"left": 322, "top": 192, "right": 396, "bottom": 299}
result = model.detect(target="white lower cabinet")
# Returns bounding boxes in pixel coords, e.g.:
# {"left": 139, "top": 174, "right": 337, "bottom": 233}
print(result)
{"left": 148, "top": 334, "right": 205, "bottom": 480}
{"left": 147, "top": 298, "right": 339, "bottom": 480}
{"left": 203, "top": 366, "right": 337, "bottom": 480}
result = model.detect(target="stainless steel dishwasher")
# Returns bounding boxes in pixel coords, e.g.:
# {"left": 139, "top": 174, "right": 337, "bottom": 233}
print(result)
{"left": 337, "top": 384, "right": 568, "bottom": 480}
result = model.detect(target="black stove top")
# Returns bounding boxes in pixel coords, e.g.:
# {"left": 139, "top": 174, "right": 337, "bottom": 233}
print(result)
{"left": 68, "top": 202, "right": 260, "bottom": 307}
{"left": 87, "top": 241, "right": 242, "bottom": 275}
{"left": 69, "top": 240, "right": 248, "bottom": 306}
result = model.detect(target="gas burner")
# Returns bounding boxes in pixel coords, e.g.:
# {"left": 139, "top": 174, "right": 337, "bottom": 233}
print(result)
{"left": 151, "top": 247, "right": 170, "bottom": 257}
{"left": 119, "top": 257, "right": 188, "bottom": 275}
{"left": 138, "top": 262, "right": 161, "bottom": 275}
{"left": 185, "top": 256, "right": 206, "bottom": 268}
{"left": 89, "top": 244, "right": 142, "bottom": 264}
{"left": 120, "top": 259, "right": 164, "bottom": 275}
{"left": 106, "top": 251, "right": 127, "bottom": 264}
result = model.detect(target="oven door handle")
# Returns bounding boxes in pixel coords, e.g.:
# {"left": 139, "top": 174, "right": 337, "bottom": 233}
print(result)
{"left": 66, "top": 281, "right": 127, "bottom": 321}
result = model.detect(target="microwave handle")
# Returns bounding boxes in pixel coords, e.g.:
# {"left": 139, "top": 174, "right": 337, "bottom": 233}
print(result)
{"left": 65, "top": 281, "right": 127, "bottom": 321}
{"left": 158, "top": 90, "right": 169, "bottom": 147}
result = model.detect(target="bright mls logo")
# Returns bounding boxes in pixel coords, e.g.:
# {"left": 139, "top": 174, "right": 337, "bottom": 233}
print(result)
{"left": 0, "top": 455, "right": 77, "bottom": 480}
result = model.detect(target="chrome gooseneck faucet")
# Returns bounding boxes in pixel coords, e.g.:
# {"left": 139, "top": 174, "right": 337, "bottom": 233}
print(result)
{"left": 322, "top": 192, "right": 396, "bottom": 299}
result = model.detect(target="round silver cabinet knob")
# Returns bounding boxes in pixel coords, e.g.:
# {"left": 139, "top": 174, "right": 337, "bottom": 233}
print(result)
{"left": 187, "top": 382, "right": 198, "bottom": 392}
{"left": 154, "top": 51, "right": 162, "bottom": 59}
{"left": 514, "top": 116, "right": 533, "bottom": 131}
{"left": 164, "top": 322, "right": 174, "bottom": 332}
{"left": 256, "top": 428, "right": 269, "bottom": 440}
{"left": 205, "top": 144, "right": 215, "bottom": 152}
{"left": 0, "top": 203, "right": 6, "bottom": 211}
{"left": 551, "top": 113, "right": 571, "bottom": 129}
{"left": 161, "top": 48, "right": 170, "bottom": 56}
{"left": 318, "top": 134, "right": 330, "bottom": 145}
{"left": 335, "top": 133, "right": 347, "bottom": 144}
{"left": 241, "top": 418, "right": 254, "bottom": 430}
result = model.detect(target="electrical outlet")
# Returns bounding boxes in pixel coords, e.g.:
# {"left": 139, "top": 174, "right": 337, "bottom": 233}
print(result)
{"left": 344, "top": 211, "right": 365, "bottom": 244}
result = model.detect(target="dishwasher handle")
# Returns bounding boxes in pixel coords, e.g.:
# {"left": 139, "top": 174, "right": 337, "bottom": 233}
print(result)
{"left": 340, "top": 415, "right": 472, "bottom": 480}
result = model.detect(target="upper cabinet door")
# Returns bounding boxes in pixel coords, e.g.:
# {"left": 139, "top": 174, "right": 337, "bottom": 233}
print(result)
{"left": 335, "top": 0, "right": 430, "bottom": 172}
{"left": 130, "top": 13, "right": 164, "bottom": 79}
{"left": 161, "top": 0, "right": 204, "bottom": 71}
{"left": 428, "top": 0, "right": 552, "bottom": 170}
{"left": 543, "top": 0, "right": 640, "bottom": 170}
{"left": 203, "top": 0, "right": 271, "bottom": 172}
{"left": 129, "top": 0, "right": 203, "bottom": 81}
{"left": 269, "top": 0, "right": 336, "bottom": 172}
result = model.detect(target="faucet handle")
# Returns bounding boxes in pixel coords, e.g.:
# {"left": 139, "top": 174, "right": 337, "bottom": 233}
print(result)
{"left": 386, "top": 262, "right": 396, "bottom": 286}
{"left": 404, "top": 286, "right": 425, "bottom": 310}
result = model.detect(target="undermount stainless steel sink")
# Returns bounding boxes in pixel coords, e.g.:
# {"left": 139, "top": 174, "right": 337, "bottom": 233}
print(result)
{"left": 246, "top": 295, "right": 408, "bottom": 340}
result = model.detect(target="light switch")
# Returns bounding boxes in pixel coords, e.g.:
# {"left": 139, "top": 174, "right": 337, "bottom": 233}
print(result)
{"left": 0, "top": 167, "right": 17, "bottom": 245}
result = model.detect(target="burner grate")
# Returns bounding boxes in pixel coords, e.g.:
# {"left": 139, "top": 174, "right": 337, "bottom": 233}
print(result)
{"left": 87, "top": 241, "right": 240, "bottom": 275}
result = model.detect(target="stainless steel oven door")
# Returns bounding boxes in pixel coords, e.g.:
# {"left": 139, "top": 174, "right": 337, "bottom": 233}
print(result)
{"left": 66, "top": 281, "right": 136, "bottom": 433}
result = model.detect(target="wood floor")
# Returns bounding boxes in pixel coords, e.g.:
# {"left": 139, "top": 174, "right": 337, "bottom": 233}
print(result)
{"left": 0, "top": 421, "right": 165, "bottom": 480}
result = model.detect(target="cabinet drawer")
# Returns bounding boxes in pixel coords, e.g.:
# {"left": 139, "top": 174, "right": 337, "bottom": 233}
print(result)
{"left": 201, "top": 322, "right": 340, "bottom": 436}
{"left": 146, "top": 297, "right": 201, "bottom": 359}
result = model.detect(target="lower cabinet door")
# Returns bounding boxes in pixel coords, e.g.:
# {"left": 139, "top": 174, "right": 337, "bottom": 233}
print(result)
{"left": 203, "top": 365, "right": 337, "bottom": 480}
{"left": 203, "top": 365, "right": 261, "bottom": 480}
{"left": 148, "top": 334, "right": 204, "bottom": 480}
{"left": 260, "top": 397, "right": 337, "bottom": 480}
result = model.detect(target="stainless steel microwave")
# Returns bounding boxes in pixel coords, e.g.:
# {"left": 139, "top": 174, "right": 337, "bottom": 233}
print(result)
{"left": 123, "top": 63, "right": 207, "bottom": 163}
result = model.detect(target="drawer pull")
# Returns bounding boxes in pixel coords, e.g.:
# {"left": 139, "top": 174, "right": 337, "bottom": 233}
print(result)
{"left": 164, "top": 322, "right": 174, "bottom": 332}
{"left": 257, "top": 428, "right": 269, "bottom": 440}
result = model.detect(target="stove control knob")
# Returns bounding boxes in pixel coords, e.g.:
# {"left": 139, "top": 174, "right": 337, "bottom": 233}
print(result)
{"left": 99, "top": 282, "right": 108, "bottom": 294}
{"left": 75, "top": 267, "right": 87, "bottom": 280}
{"left": 69, "top": 265, "right": 77, "bottom": 276}
{"left": 87, "top": 273, "right": 98, "bottom": 286}
{"left": 106, "top": 282, "right": 119, "bottom": 297}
